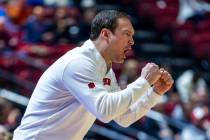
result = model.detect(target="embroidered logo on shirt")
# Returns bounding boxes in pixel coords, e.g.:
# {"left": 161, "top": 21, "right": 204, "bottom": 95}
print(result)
{"left": 103, "top": 78, "right": 111, "bottom": 86}
{"left": 88, "top": 82, "right": 95, "bottom": 88}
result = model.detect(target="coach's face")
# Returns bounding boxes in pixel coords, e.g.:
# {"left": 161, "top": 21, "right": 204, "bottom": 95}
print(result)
{"left": 109, "top": 17, "right": 134, "bottom": 63}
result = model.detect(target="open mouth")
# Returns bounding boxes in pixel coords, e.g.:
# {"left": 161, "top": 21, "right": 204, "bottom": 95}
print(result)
{"left": 124, "top": 49, "right": 131, "bottom": 56}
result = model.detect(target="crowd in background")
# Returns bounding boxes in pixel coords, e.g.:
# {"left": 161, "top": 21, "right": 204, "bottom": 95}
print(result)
{"left": 1, "top": 0, "right": 210, "bottom": 140}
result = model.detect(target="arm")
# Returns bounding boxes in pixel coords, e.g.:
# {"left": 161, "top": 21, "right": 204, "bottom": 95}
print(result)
{"left": 62, "top": 57, "right": 160, "bottom": 123}
{"left": 114, "top": 88, "right": 161, "bottom": 127}
{"left": 114, "top": 68, "right": 174, "bottom": 127}
{"left": 110, "top": 69, "right": 158, "bottom": 127}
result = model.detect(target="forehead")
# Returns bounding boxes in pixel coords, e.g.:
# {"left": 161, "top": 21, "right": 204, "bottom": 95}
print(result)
{"left": 115, "top": 18, "right": 135, "bottom": 34}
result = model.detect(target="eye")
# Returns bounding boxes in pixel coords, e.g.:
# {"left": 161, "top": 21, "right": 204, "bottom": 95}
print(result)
{"left": 125, "top": 32, "right": 131, "bottom": 37}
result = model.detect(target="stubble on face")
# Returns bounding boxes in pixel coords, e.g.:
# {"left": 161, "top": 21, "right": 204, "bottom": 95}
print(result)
{"left": 110, "top": 18, "right": 135, "bottom": 64}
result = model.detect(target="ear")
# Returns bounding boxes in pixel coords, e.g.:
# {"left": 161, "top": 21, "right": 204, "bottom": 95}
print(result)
{"left": 100, "top": 28, "right": 111, "bottom": 41}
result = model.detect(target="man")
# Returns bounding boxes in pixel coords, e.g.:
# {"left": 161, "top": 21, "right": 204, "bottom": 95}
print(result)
{"left": 13, "top": 10, "right": 173, "bottom": 140}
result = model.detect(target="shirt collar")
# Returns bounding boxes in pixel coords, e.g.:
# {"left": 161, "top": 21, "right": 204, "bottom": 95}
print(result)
{"left": 84, "top": 39, "right": 108, "bottom": 77}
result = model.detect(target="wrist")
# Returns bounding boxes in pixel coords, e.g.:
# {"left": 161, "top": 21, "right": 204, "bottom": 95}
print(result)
{"left": 139, "top": 76, "right": 152, "bottom": 87}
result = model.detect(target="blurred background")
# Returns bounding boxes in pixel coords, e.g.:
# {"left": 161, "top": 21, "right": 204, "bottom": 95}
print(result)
{"left": 1, "top": 0, "right": 210, "bottom": 139}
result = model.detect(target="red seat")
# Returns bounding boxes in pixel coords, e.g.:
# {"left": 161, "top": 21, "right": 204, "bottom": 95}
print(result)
{"left": 136, "top": 0, "right": 158, "bottom": 19}
{"left": 164, "top": 0, "right": 179, "bottom": 6}
{"left": 154, "top": 6, "right": 178, "bottom": 32}
{"left": 191, "top": 32, "right": 210, "bottom": 59}
{"left": 31, "top": 70, "right": 43, "bottom": 82}
{"left": 172, "top": 21, "right": 195, "bottom": 46}
{"left": 0, "top": 55, "right": 14, "bottom": 70}
{"left": 196, "top": 19, "right": 210, "bottom": 33}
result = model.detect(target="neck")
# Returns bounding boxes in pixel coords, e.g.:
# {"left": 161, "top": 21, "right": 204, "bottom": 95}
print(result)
{"left": 93, "top": 39, "right": 112, "bottom": 70}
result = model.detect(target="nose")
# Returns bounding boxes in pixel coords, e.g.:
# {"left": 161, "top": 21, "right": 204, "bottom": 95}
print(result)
{"left": 129, "top": 37, "right": 134, "bottom": 46}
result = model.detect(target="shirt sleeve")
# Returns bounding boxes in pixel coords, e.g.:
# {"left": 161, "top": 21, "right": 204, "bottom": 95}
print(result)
{"left": 62, "top": 56, "right": 151, "bottom": 123}
{"left": 114, "top": 88, "right": 161, "bottom": 127}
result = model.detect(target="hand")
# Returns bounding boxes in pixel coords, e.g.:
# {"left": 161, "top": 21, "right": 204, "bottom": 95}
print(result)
{"left": 141, "top": 63, "right": 161, "bottom": 85}
{"left": 153, "top": 68, "right": 174, "bottom": 95}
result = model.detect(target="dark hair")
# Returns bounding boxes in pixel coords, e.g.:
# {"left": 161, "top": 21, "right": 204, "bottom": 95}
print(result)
{"left": 90, "top": 10, "right": 130, "bottom": 41}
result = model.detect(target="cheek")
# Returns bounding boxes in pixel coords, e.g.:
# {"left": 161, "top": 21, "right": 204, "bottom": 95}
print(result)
{"left": 116, "top": 38, "right": 124, "bottom": 46}
{"left": 111, "top": 36, "right": 126, "bottom": 52}
{"left": 114, "top": 43, "right": 123, "bottom": 53}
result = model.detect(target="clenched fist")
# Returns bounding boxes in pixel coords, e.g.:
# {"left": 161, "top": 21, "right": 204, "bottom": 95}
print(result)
{"left": 141, "top": 63, "right": 161, "bottom": 85}
{"left": 153, "top": 68, "right": 174, "bottom": 95}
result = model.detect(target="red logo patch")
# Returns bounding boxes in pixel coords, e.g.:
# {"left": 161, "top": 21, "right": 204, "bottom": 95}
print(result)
{"left": 103, "top": 78, "right": 111, "bottom": 86}
{"left": 88, "top": 82, "right": 95, "bottom": 88}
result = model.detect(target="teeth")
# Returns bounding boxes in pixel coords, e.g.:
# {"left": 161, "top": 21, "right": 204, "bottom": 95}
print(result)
{"left": 125, "top": 50, "right": 129, "bottom": 54}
